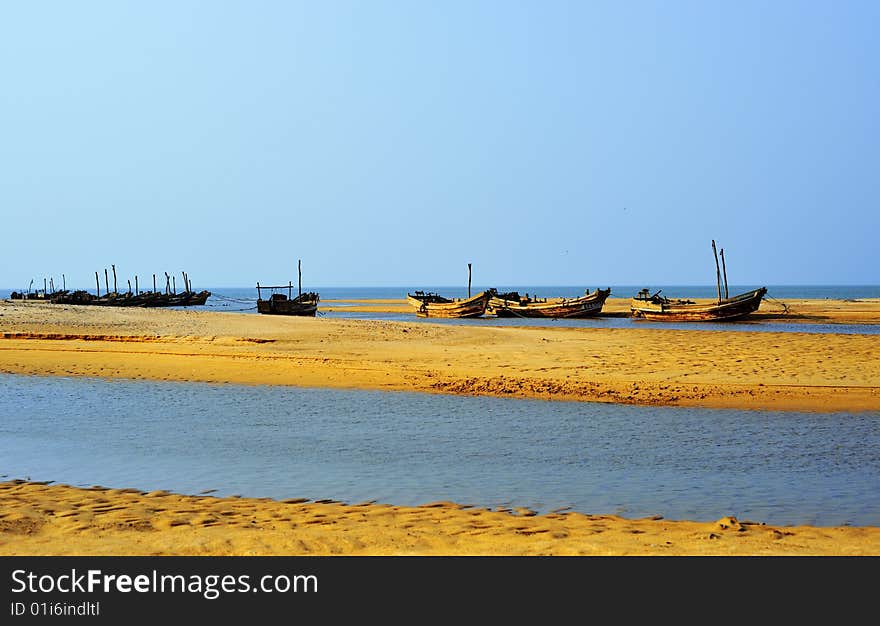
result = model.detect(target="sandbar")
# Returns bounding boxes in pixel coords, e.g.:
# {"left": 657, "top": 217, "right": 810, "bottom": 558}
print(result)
{"left": 1, "top": 299, "right": 878, "bottom": 412}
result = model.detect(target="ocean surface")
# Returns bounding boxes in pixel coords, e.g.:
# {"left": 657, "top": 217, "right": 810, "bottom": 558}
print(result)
{"left": 2, "top": 374, "right": 878, "bottom": 528}
{"left": 7, "top": 284, "right": 880, "bottom": 302}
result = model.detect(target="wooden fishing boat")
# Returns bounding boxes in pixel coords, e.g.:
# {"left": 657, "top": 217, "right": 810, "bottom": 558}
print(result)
{"left": 182, "top": 290, "right": 211, "bottom": 306}
{"left": 256, "top": 260, "right": 319, "bottom": 317}
{"left": 630, "top": 240, "right": 767, "bottom": 322}
{"left": 257, "top": 291, "right": 319, "bottom": 316}
{"left": 630, "top": 286, "right": 767, "bottom": 321}
{"left": 406, "top": 289, "right": 495, "bottom": 318}
{"left": 487, "top": 288, "right": 611, "bottom": 318}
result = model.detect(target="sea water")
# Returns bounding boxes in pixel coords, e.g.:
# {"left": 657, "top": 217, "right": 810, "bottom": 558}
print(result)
{"left": 1, "top": 374, "right": 877, "bottom": 527}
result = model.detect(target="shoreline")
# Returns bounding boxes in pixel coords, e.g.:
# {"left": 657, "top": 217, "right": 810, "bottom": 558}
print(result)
{"left": 2, "top": 480, "right": 878, "bottom": 556}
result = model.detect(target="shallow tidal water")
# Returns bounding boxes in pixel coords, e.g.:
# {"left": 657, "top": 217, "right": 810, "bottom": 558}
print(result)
{"left": 1, "top": 374, "right": 878, "bottom": 527}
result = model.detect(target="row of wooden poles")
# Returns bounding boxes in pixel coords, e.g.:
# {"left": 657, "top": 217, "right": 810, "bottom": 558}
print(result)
{"left": 92, "top": 265, "right": 197, "bottom": 297}
{"left": 26, "top": 266, "right": 196, "bottom": 297}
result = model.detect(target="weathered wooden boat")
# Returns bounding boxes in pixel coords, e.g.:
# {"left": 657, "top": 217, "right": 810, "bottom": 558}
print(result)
{"left": 256, "top": 260, "right": 319, "bottom": 317}
{"left": 407, "top": 262, "right": 495, "bottom": 318}
{"left": 630, "top": 240, "right": 767, "bottom": 322}
{"left": 182, "top": 290, "right": 211, "bottom": 306}
{"left": 50, "top": 290, "right": 94, "bottom": 305}
{"left": 407, "top": 289, "right": 495, "bottom": 318}
{"left": 257, "top": 291, "right": 319, "bottom": 316}
{"left": 487, "top": 288, "right": 612, "bottom": 318}
{"left": 630, "top": 287, "right": 767, "bottom": 321}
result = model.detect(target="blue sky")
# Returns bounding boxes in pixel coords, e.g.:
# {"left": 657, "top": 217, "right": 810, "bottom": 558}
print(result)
{"left": 1, "top": 1, "right": 877, "bottom": 289}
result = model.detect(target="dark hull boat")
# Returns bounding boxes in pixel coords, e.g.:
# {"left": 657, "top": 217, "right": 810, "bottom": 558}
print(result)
{"left": 256, "top": 261, "right": 319, "bottom": 317}
{"left": 257, "top": 292, "right": 319, "bottom": 316}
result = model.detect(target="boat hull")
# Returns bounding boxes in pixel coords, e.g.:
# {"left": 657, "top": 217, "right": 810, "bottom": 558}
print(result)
{"left": 488, "top": 288, "right": 611, "bottom": 318}
{"left": 257, "top": 300, "right": 318, "bottom": 317}
{"left": 407, "top": 291, "right": 492, "bottom": 318}
{"left": 630, "top": 287, "right": 767, "bottom": 322}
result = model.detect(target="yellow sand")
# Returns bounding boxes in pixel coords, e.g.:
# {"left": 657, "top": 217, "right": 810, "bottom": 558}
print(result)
{"left": 1, "top": 299, "right": 878, "bottom": 412}
{"left": 2, "top": 481, "right": 878, "bottom": 556}
{"left": 1, "top": 297, "right": 878, "bottom": 556}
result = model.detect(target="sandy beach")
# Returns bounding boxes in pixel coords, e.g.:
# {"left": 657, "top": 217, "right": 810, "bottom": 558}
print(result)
{"left": 3, "top": 480, "right": 878, "bottom": 556}
{"left": 1, "top": 298, "right": 879, "bottom": 412}
{"left": 1, "top": 297, "right": 878, "bottom": 556}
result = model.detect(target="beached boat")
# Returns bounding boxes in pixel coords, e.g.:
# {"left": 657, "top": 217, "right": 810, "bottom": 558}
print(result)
{"left": 256, "top": 260, "right": 319, "bottom": 316}
{"left": 407, "top": 262, "right": 496, "bottom": 318}
{"left": 630, "top": 287, "right": 767, "bottom": 321}
{"left": 257, "top": 291, "right": 319, "bottom": 316}
{"left": 406, "top": 289, "right": 495, "bottom": 318}
{"left": 630, "top": 240, "right": 767, "bottom": 322}
{"left": 487, "top": 288, "right": 611, "bottom": 318}
{"left": 182, "top": 290, "right": 211, "bottom": 306}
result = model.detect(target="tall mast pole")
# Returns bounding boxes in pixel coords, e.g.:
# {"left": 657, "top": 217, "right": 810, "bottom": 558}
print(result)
{"left": 711, "top": 240, "right": 722, "bottom": 303}
{"left": 720, "top": 248, "right": 729, "bottom": 299}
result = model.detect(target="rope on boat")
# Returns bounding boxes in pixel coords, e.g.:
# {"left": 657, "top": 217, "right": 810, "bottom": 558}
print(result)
{"left": 211, "top": 293, "right": 258, "bottom": 304}
{"left": 762, "top": 295, "right": 790, "bottom": 315}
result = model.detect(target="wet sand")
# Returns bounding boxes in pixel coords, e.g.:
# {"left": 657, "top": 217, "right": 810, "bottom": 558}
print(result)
{"left": 2, "top": 480, "right": 878, "bottom": 556}
{"left": 1, "top": 298, "right": 878, "bottom": 556}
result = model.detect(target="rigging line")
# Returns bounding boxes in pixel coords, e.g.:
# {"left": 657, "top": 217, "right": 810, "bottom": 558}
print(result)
{"left": 762, "top": 295, "right": 790, "bottom": 315}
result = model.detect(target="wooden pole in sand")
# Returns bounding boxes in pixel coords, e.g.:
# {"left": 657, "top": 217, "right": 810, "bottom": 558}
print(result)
{"left": 127, "top": 279, "right": 131, "bottom": 295}
{"left": 711, "top": 240, "right": 722, "bottom": 304}
{"left": 104, "top": 269, "right": 109, "bottom": 295}
{"left": 153, "top": 274, "right": 156, "bottom": 293}
{"left": 467, "top": 263, "right": 472, "bottom": 298}
{"left": 95, "top": 272, "right": 100, "bottom": 297}
{"left": 165, "top": 273, "right": 170, "bottom": 295}
{"left": 172, "top": 276, "right": 176, "bottom": 294}
{"left": 112, "top": 264, "right": 117, "bottom": 294}
{"left": 288, "top": 281, "right": 292, "bottom": 300}
{"left": 44, "top": 278, "right": 47, "bottom": 295}
{"left": 135, "top": 275, "right": 139, "bottom": 295}
{"left": 62, "top": 274, "right": 65, "bottom": 291}
{"left": 720, "top": 248, "right": 729, "bottom": 299}
{"left": 298, "top": 259, "right": 302, "bottom": 297}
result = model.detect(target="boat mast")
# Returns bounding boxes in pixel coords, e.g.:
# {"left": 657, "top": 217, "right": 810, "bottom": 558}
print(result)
{"left": 468, "top": 262, "right": 472, "bottom": 298}
{"left": 720, "top": 248, "right": 729, "bottom": 299}
{"left": 711, "top": 240, "right": 722, "bottom": 303}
